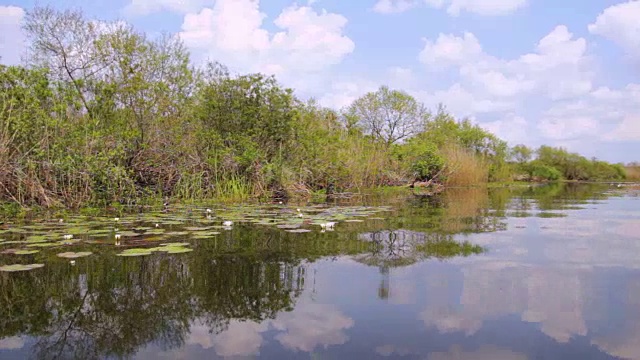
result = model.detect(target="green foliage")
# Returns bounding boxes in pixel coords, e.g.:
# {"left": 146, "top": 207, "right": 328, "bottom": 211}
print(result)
{"left": 529, "top": 146, "right": 624, "bottom": 181}
{"left": 511, "top": 144, "right": 533, "bottom": 164}
{"left": 528, "top": 161, "right": 562, "bottom": 181}
{"left": 397, "top": 140, "right": 444, "bottom": 181}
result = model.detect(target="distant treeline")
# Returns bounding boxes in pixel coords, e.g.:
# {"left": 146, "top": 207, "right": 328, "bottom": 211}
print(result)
{"left": 0, "top": 6, "right": 629, "bottom": 208}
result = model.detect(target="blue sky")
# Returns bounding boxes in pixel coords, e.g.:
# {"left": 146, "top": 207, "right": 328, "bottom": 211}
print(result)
{"left": 1, "top": 0, "right": 639, "bottom": 163}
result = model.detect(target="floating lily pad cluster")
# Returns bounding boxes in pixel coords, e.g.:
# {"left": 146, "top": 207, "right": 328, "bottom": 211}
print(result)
{"left": 0, "top": 204, "right": 392, "bottom": 271}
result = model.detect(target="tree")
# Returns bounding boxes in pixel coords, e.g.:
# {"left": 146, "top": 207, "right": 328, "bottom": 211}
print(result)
{"left": 511, "top": 144, "right": 532, "bottom": 164}
{"left": 22, "top": 6, "right": 102, "bottom": 116}
{"left": 345, "top": 85, "right": 429, "bottom": 146}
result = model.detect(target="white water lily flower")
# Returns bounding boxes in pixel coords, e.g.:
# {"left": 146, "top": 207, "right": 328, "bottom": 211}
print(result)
{"left": 114, "top": 217, "right": 120, "bottom": 222}
{"left": 319, "top": 222, "right": 336, "bottom": 230}
{"left": 223, "top": 220, "right": 233, "bottom": 227}
{"left": 63, "top": 234, "right": 73, "bottom": 240}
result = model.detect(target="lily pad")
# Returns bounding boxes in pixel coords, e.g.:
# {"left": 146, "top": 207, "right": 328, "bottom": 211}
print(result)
{"left": 14, "top": 249, "right": 40, "bottom": 255}
{"left": 57, "top": 251, "right": 93, "bottom": 259}
{"left": 163, "top": 247, "right": 193, "bottom": 254}
{"left": 117, "top": 248, "right": 153, "bottom": 257}
{"left": 2, "top": 249, "right": 39, "bottom": 255}
{"left": 26, "top": 235, "right": 49, "bottom": 243}
{"left": 0, "top": 263, "right": 45, "bottom": 272}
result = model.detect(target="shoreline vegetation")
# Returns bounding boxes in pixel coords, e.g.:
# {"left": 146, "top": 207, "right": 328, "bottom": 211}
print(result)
{"left": 0, "top": 6, "right": 635, "bottom": 212}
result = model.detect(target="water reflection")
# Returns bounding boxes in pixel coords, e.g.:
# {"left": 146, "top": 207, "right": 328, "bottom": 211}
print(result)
{"left": 0, "top": 183, "right": 638, "bottom": 359}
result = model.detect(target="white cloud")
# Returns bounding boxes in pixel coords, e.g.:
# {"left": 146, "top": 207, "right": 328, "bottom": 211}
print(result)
{"left": 480, "top": 114, "right": 530, "bottom": 145}
{"left": 522, "top": 25, "right": 587, "bottom": 70}
{"left": 318, "top": 80, "right": 379, "bottom": 109}
{"left": 588, "top": 0, "right": 640, "bottom": 59}
{"left": 209, "top": 320, "right": 267, "bottom": 357}
{"left": 271, "top": 302, "right": 354, "bottom": 352}
{"left": 0, "top": 6, "right": 26, "bottom": 65}
{"left": 373, "top": 0, "right": 527, "bottom": 16}
{"left": 537, "top": 115, "right": 600, "bottom": 141}
{"left": 416, "top": 84, "right": 515, "bottom": 116}
{"left": 604, "top": 116, "right": 640, "bottom": 141}
{"left": 0, "top": 336, "right": 24, "bottom": 350}
{"left": 419, "top": 32, "right": 483, "bottom": 69}
{"left": 123, "top": 0, "right": 213, "bottom": 16}
{"left": 178, "top": 0, "right": 354, "bottom": 78}
{"left": 419, "top": 25, "right": 592, "bottom": 101}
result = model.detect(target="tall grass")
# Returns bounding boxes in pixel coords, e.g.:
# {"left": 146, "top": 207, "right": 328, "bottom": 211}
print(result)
{"left": 213, "top": 176, "right": 252, "bottom": 202}
{"left": 441, "top": 145, "right": 489, "bottom": 187}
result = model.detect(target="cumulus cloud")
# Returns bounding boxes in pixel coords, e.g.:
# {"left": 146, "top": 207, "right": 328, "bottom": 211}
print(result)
{"left": 419, "top": 32, "right": 483, "bottom": 69}
{"left": 178, "top": 0, "right": 354, "bottom": 79}
{"left": 271, "top": 302, "right": 354, "bottom": 352}
{"left": 373, "top": 0, "right": 527, "bottom": 16}
{"left": 0, "top": 6, "right": 26, "bottom": 65}
{"left": 181, "top": 320, "right": 269, "bottom": 357}
{"left": 179, "top": 301, "right": 354, "bottom": 356}
{"left": 419, "top": 25, "right": 592, "bottom": 100}
{"left": 588, "top": 0, "right": 640, "bottom": 59}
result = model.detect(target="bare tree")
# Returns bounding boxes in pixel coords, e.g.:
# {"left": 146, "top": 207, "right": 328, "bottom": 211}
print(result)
{"left": 345, "top": 85, "right": 430, "bottom": 146}
{"left": 22, "top": 6, "right": 105, "bottom": 115}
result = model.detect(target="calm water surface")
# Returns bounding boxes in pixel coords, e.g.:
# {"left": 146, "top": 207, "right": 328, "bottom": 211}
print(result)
{"left": 1, "top": 184, "right": 639, "bottom": 359}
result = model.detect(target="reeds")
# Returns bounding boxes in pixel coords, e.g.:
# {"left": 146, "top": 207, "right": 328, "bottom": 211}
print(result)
{"left": 440, "top": 144, "right": 489, "bottom": 187}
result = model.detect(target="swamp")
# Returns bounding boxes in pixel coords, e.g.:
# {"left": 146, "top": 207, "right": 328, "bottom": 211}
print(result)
{"left": 1, "top": 4, "right": 640, "bottom": 359}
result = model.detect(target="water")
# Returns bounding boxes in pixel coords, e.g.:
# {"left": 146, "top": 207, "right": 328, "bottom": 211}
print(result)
{"left": 0, "top": 183, "right": 639, "bottom": 359}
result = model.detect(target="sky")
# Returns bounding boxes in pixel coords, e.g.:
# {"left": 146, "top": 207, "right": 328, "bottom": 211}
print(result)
{"left": 0, "top": 0, "right": 638, "bottom": 163}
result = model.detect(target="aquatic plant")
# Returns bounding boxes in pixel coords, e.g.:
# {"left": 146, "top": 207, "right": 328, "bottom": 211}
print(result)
{"left": 0, "top": 263, "right": 45, "bottom": 272}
